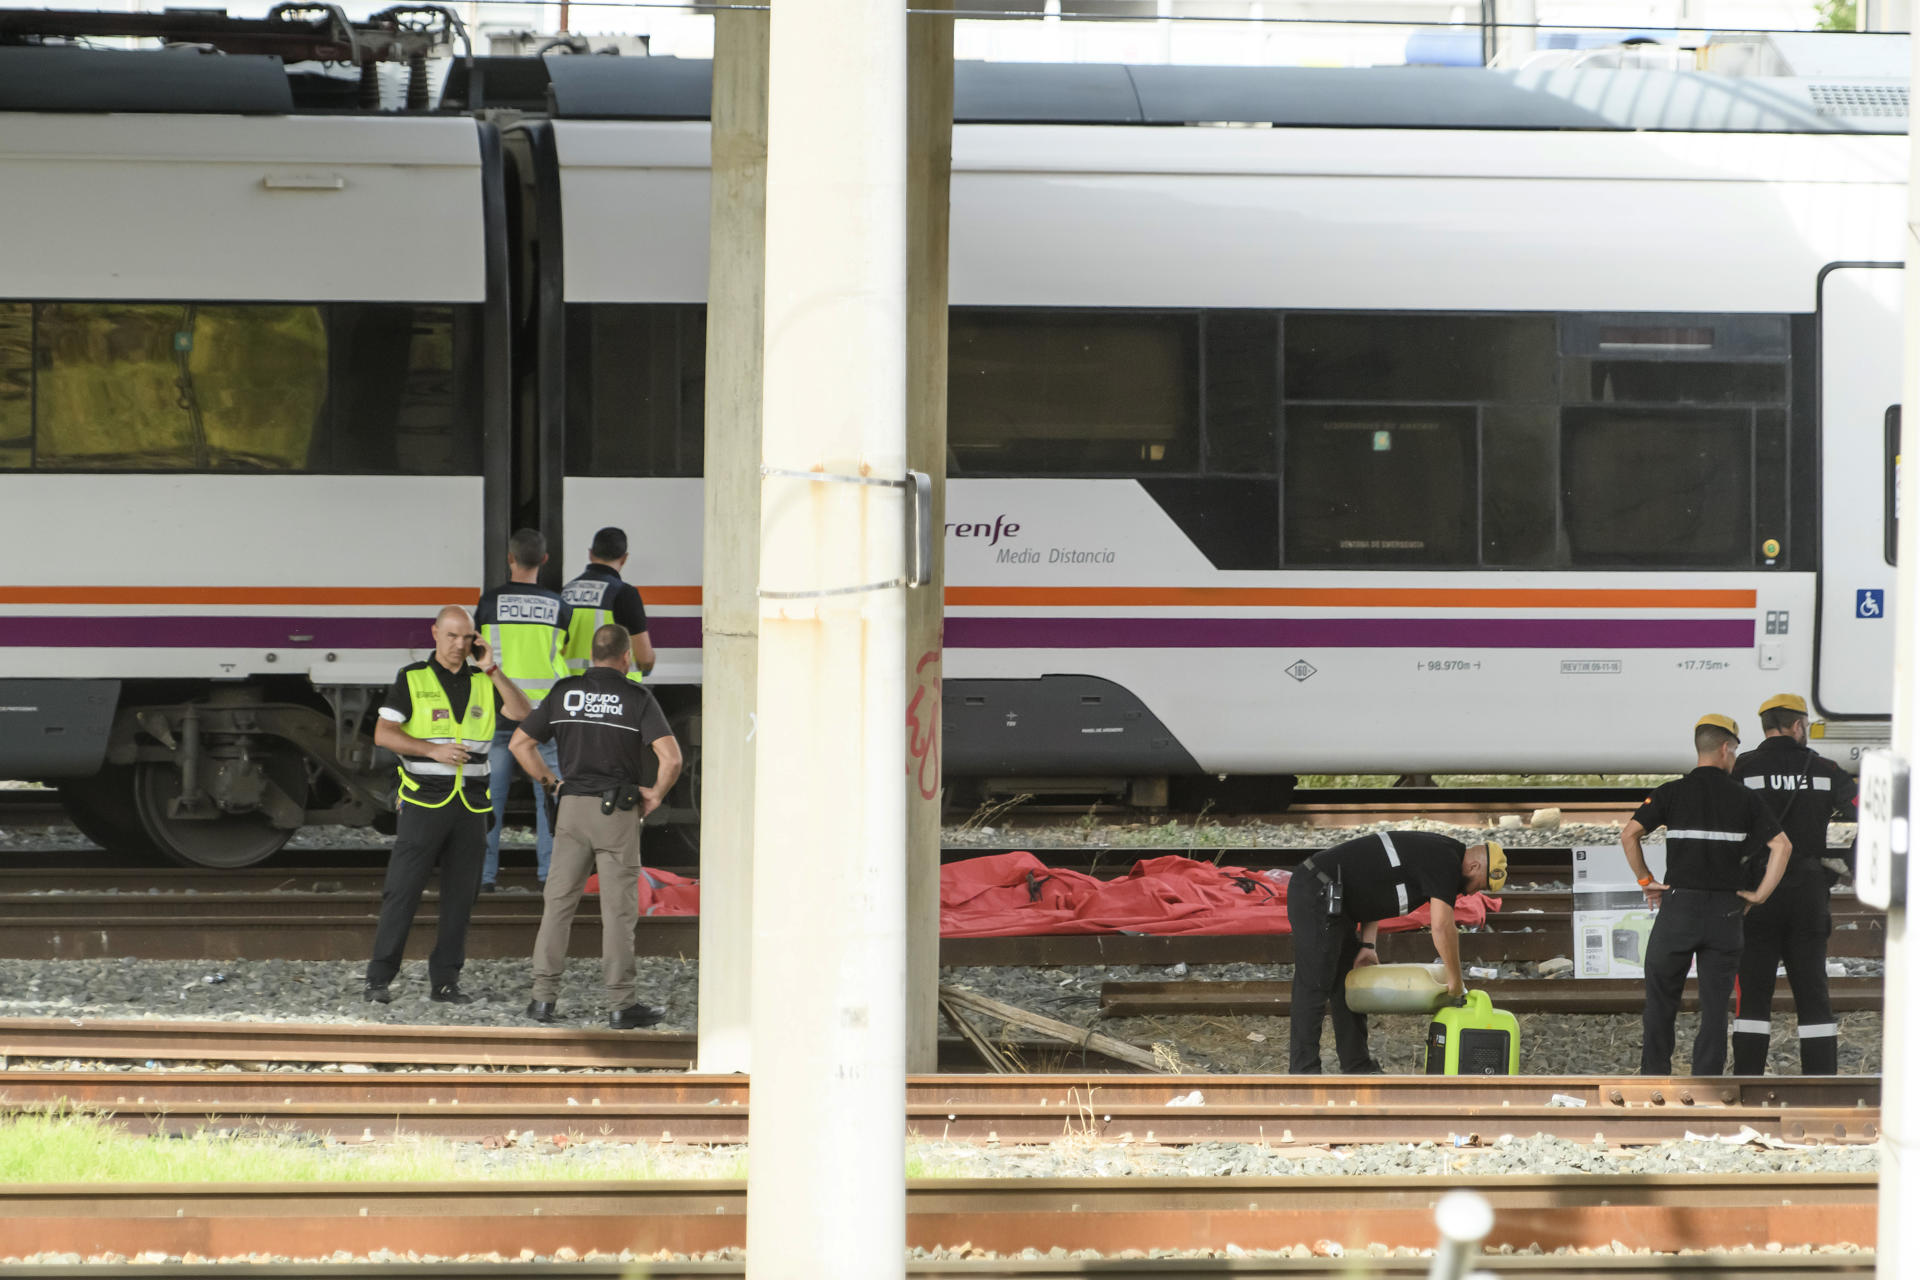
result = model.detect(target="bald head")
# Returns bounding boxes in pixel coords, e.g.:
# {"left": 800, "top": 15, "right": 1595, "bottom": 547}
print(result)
{"left": 591, "top": 623, "right": 633, "bottom": 671}
{"left": 431, "top": 605, "right": 478, "bottom": 671}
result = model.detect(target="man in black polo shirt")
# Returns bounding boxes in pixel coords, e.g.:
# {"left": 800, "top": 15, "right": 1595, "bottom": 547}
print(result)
{"left": 1622, "top": 713, "right": 1790, "bottom": 1077}
{"left": 1287, "top": 831, "right": 1507, "bottom": 1074}
{"left": 1730, "top": 692, "right": 1857, "bottom": 1075}
{"left": 509, "top": 624, "right": 682, "bottom": 1028}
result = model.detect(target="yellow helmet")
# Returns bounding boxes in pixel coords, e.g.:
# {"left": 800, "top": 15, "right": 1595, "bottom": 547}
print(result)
{"left": 1696, "top": 713, "right": 1740, "bottom": 739}
{"left": 1484, "top": 840, "right": 1507, "bottom": 892}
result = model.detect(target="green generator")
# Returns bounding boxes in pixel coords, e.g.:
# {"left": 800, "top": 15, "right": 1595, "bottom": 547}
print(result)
{"left": 1423, "top": 990, "right": 1520, "bottom": 1075}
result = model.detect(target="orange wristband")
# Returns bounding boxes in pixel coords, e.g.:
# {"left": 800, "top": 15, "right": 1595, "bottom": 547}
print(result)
{"left": 1637, "top": 875, "right": 1655, "bottom": 888}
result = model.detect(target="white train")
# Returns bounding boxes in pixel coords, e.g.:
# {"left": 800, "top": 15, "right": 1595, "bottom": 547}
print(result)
{"left": 0, "top": 24, "right": 1906, "bottom": 863}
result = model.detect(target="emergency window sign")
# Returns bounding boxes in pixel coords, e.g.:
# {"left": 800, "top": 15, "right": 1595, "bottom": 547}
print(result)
{"left": 1858, "top": 589, "right": 1885, "bottom": 619}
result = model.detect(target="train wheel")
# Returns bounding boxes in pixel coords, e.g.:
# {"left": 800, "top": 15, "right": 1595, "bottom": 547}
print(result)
{"left": 58, "top": 765, "right": 163, "bottom": 857}
{"left": 131, "top": 751, "right": 309, "bottom": 869}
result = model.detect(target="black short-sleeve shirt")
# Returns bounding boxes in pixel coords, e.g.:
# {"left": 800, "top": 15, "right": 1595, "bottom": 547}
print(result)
{"left": 1631, "top": 765, "right": 1784, "bottom": 890}
{"left": 516, "top": 666, "right": 673, "bottom": 795}
{"left": 562, "top": 563, "right": 648, "bottom": 636}
{"left": 1317, "top": 830, "right": 1469, "bottom": 923}
{"left": 1732, "top": 736, "right": 1858, "bottom": 867}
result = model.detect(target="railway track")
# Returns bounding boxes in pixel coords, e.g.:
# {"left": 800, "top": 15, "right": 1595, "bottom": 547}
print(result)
{"left": 1100, "top": 977, "right": 1887, "bottom": 1018}
{"left": 0, "top": 1260, "right": 1878, "bottom": 1280}
{"left": 0, "top": 1173, "right": 1876, "bottom": 1259}
{"left": 0, "top": 884, "right": 1879, "bottom": 967}
{"left": 0, "top": 1068, "right": 1879, "bottom": 1146}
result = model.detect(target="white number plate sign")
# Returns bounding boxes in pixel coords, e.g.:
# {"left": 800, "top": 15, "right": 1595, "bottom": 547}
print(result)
{"left": 1856, "top": 749, "right": 1909, "bottom": 911}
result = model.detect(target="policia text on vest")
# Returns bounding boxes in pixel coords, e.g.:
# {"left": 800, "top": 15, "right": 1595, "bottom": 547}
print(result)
{"left": 364, "top": 606, "right": 533, "bottom": 1004}
{"left": 476, "top": 528, "right": 575, "bottom": 888}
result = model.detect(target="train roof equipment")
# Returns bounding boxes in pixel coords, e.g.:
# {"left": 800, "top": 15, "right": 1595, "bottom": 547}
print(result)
{"left": 0, "top": 4, "right": 472, "bottom": 112}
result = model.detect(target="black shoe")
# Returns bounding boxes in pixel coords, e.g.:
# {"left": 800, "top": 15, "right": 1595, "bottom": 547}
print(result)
{"left": 480, "top": 882, "right": 499, "bottom": 894}
{"left": 1346, "top": 1060, "right": 1386, "bottom": 1075}
{"left": 430, "top": 985, "right": 476, "bottom": 1005}
{"left": 525, "top": 1000, "right": 558, "bottom": 1023}
{"left": 608, "top": 1003, "right": 665, "bottom": 1030}
{"left": 363, "top": 984, "right": 391, "bottom": 1004}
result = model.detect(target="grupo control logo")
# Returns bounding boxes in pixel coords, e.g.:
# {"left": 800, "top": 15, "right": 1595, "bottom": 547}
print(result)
{"left": 563, "top": 689, "right": 625, "bottom": 716}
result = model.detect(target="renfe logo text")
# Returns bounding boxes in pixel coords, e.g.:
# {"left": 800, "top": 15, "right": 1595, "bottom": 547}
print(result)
{"left": 946, "top": 515, "right": 1021, "bottom": 546}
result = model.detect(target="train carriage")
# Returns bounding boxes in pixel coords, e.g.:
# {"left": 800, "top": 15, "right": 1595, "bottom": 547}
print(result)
{"left": 0, "top": 27, "right": 1907, "bottom": 862}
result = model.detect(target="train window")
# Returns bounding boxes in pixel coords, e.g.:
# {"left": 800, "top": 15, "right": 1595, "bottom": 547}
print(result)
{"left": 0, "top": 304, "right": 26, "bottom": 469}
{"left": 0, "top": 302, "right": 476, "bottom": 475}
{"left": 1480, "top": 407, "right": 1561, "bottom": 567}
{"left": 33, "top": 304, "right": 327, "bottom": 470}
{"left": 1561, "top": 408, "right": 1752, "bottom": 566}
{"left": 1284, "top": 314, "right": 1555, "bottom": 404}
{"left": 324, "top": 305, "right": 475, "bottom": 475}
{"left": 948, "top": 310, "right": 1198, "bottom": 474}
{"left": 1203, "top": 311, "right": 1277, "bottom": 474}
{"left": 1283, "top": 406, "right": 1477, "bottom": 565}
{"left": 566, "top": 304, "right": 705, "bottom": 478}
{"left": 1567, "top": 360, "right": 1787, "bottom": 406}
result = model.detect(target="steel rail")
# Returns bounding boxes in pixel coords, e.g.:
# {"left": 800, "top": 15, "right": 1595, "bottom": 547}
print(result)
{"left": 1100, "top": 978, "right": 1886, "bottom": 1018}
{"left": 0, "top": 1070, "right": 1880, "bottom": 1146}
{"left": 0, "top": 905, "right": 1879, "bottom": 966}
{"left": 0, "top": 1174, "right": 1877, "bottom": 1259}
{"left": 0, "top": 1260, "right": 1880, "bottom": 1279}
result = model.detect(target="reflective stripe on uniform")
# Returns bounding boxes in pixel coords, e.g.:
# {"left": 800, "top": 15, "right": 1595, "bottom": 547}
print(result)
{"left": 1813, "top": 777, "right": 1832, "bottom": 790}
{"left": 1665, "top": 829, "right": 1747, "bottom": 842}
{"left": 1798, "top": 1023, "right": 1839, "bottom": 1038}
{"left": 395, "top": 666, "right": 495, "bottom": 812}
{"left": 402, "top": 758, "right": 492, "bottom": 778}
{"left": 1379, "top": 833, "right": 1410, "bottom": 917}
{"left": 1732, "top": 1019, "right": 1771, "bottom": 1035}
{"left": 1743, "top": 777, "right": 1765, "bottom": 790}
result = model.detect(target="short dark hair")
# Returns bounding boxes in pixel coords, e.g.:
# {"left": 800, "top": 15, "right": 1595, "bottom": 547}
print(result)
{"left": 590, "top": 527, "right": 628, "bottom": 561}
{"left": 1760, "top": 706, "right": 1807, "bottom": 734}
{"left": 1694, "top": 724, "right": 1738, "bottom": 754}
{"left": 508, "top": 527, "right": 547, "bottom": 569}
{"left": 592, "top": 623, "right": 632, "bottom": 663}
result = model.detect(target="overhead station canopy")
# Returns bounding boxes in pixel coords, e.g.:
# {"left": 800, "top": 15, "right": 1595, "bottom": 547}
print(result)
{"left": 529, "top": 49, "right": 1907, "bottom": 133}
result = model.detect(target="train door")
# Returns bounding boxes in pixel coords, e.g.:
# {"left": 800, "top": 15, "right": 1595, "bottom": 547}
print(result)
{"left": 1814, "top": 263, "right": 1902, "bottom": 718}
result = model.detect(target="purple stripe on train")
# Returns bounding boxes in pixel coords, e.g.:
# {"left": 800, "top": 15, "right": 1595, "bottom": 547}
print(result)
{"left": 942, "top": 617, "right": 1756, "bottom": 649}
{"left": 0, "top": 615, "right": 1752, "bottom": 651}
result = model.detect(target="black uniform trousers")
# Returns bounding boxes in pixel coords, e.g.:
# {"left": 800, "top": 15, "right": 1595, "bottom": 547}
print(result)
{"left": 1287, "top": 876, "right": 1379, "bottom": 1074}
{"left": 366, "top": 795, "right": 487, "bottom": 990}
{"left": 1732, "top": 861, "right": 1837, "bottom": 1075}
{"left": 1641, "top": 887, "right": 1743, "bottom": 1076}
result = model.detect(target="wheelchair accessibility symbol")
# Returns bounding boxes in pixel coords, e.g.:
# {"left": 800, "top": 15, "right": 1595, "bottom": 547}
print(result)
{"left": 1858, "top": 589, "right": 1885, "bottom": 620}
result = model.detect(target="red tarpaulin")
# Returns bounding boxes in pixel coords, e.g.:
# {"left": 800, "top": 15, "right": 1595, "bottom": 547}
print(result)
{"left": 589, "top": 850, "right": 1499, "bottom": 937}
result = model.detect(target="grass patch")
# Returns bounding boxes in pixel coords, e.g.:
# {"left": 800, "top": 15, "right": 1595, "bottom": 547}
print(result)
{"left": 0, "top": 1110, "right": 964, "bottom": 1184}
{"left": 0, "top": 1108, "right": 723, "bottom": 1183}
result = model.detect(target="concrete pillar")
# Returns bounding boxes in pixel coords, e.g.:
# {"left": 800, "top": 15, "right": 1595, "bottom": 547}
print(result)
{"left": 1879, "top": 67, "right": 1920, "bottom": 1277}
{"left": 696, "top": 7, "right": 768, "bottom": 1075}
{"left": 747, "top": 0, "right": 907, "bottom": 1271}
{"left": 904, "top": 2, "right": 953, "bottom": 1077}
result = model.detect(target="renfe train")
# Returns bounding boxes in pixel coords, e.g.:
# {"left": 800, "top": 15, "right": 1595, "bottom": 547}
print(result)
{"left": 0, "top": 29, "right": 1907, "bottom": 865}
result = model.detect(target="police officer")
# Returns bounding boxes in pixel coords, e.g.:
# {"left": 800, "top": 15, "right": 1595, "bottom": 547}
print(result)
{"left": 1622, "top": 714, "right": 1791, "bottom": 1076}
{"left": 1730, "top": 693, "right": 1857, "bottom": 1075}
{"left": 510, "top": 624, "right": 682, "bottom": 1028}
{"left": 475, "top": 528, "right": 573, "bottom": 890}
{"left": 1288, "top": 831, "right": 1507, "bottom": 1074}
{"left": 561, "top": 527, "right": 654, "bottom": 680}
{"left": 366, "top": 605, "right": 532, "bottom": 1004}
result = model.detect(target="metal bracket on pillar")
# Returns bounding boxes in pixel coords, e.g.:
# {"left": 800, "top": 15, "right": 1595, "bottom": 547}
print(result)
{"left": 758, "top": 465, "right": 934, "bottom": 596}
